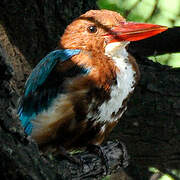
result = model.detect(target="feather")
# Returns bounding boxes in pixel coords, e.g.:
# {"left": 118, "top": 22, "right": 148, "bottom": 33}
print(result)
{"left": 18, "top": 49, "right": 81, "bottom": 134}
{"left": 24, "top": 49, "right": 80, "bottom": 97}
{"left": 18, "top": 49, "right": 91, "bottom": 135}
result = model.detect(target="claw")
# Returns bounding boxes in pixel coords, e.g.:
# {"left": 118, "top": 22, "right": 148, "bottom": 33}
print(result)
{"left": 87, "top": 144, "right": 109, "bottom": 175}
{"left": 118, "top": 141, "right": 129, "bottom": 168}
{"left": 55, "top": 146, "right": 82, "bottom": 165}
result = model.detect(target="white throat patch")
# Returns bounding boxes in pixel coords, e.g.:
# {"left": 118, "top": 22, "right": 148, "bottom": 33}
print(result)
{"left": 97, "top": 42, "right": 136, "bottom": 123}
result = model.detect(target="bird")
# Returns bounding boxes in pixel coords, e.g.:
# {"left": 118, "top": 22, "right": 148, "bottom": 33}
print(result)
{"left": 18, "top": 9, "right": 167, "bottom": 164}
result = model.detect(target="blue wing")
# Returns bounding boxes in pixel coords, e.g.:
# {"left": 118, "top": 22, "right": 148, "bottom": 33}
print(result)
{"left": 24, "top": 49, "right": 80, "bottom": 97}
{"left": 18, "top": 49, "right": 82, "bottom": 135}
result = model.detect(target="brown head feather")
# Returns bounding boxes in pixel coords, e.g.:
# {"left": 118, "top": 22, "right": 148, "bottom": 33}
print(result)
{"left": 59, "top": 10, "right": 127, "bottom": 90}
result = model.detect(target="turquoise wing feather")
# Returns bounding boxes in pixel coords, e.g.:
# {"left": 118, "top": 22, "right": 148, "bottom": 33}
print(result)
{"left": 18, "top": 49, "right": 81, "bottom": 135}
{"left": 24, "top": 49, "right": 80, "bottom": 97}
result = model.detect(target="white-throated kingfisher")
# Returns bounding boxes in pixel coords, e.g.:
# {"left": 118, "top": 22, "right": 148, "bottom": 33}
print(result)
{"left": 18, "top": 10, "right": 167, "bottom": 164}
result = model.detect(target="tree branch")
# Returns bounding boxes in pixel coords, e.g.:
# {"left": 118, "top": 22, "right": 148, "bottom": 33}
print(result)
{"left": 0, "top": 0, "right": 180, "bottom": 179}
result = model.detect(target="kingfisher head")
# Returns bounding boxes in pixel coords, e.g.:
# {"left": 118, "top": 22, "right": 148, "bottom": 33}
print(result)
{"left": 59, "top": 10, "right": 167, "bottom": 89}
{"left": 60, "top": 9, "right": 167, "bottom": 55}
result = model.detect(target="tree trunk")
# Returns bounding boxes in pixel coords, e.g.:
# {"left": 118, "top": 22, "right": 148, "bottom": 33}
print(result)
{"left": 0, "top": 0, "right": 180, "bottom": 179}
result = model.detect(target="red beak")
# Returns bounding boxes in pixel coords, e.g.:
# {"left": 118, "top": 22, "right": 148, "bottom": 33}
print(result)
{"left": 105, "top": 22, "right": 168, "bottom": 42}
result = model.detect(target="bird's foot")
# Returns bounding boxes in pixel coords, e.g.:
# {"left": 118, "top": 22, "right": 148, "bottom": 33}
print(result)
{"left": 40, "top": 144, "right": 84, "bottom": 171}
{"left": 117, "top": 141, "right": 129, "bottom": 168}
{"left": 87, "top": 144, "right": 109, "bottom": 175}
{"left": 55, "top": 146, "right": 83, "bottom": 167}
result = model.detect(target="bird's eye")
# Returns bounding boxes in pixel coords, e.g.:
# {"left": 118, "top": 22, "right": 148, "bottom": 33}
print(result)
{"left": 87, "top": 26, "right": 97, "bottom": 33}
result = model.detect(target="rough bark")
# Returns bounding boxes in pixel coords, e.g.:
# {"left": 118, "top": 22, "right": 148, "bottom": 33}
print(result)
{"left": 0, "top": 0, "right": 180, "bottom": 180}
